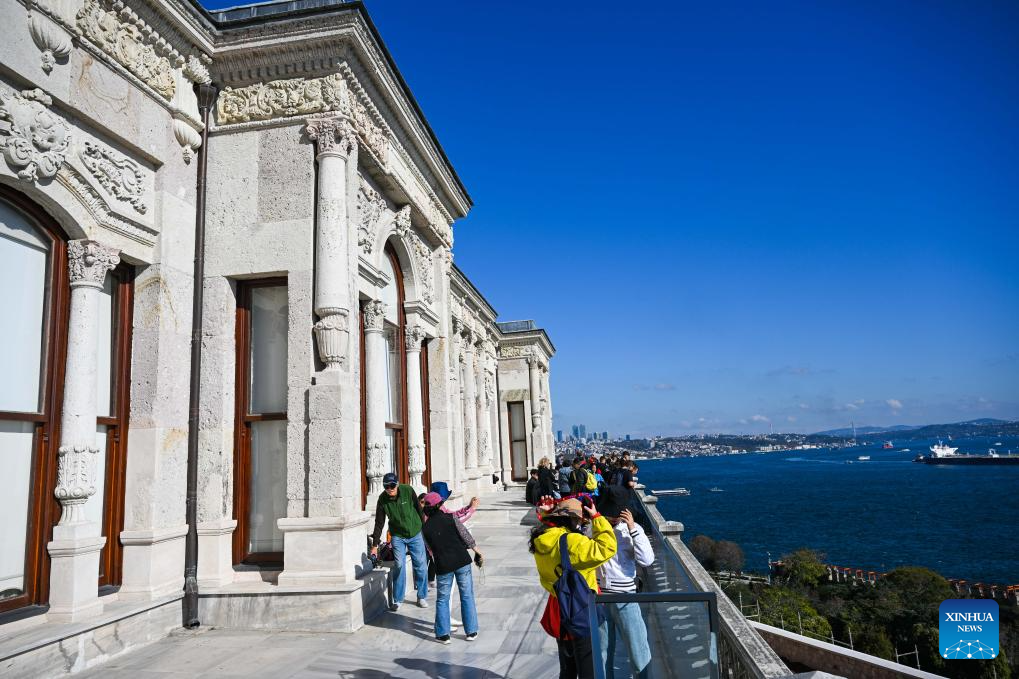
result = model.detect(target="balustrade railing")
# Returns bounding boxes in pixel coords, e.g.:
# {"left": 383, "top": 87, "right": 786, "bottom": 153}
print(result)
{"left": 628, "top": 490, "right": 792, "bottom": 679}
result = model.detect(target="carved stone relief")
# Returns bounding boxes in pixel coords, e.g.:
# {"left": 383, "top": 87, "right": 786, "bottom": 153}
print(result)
{"left": 0, "top": 88, "right": 70, "bottom": 182}
{"left": 76, "top": 0, "right": 176, "bottom": 99}
{"left": 80, "top": 141, "right": 146, "bottom": 213}
{"left": 357, "top": 178, "right": 386, "bottom": 255}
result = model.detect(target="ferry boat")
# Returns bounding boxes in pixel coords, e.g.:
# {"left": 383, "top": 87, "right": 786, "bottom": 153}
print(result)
{"left": 882, "top": 441, "right": 894, "bottom": 449}
{"left": 914, "top": 442, "right": 1019, "bottom": 466}
{"left": 857, "top": 455, "right": 871, "bottom": 461}
{"left": 709, "top": 487, "right": 724, "bottom": 493}
{"left": 652, "top": 488, "right": 691, "bottom": 496}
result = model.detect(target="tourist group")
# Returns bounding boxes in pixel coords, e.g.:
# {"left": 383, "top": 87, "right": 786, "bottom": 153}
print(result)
{"left": 370, "top": 451, "right": 652, "bottom": 678}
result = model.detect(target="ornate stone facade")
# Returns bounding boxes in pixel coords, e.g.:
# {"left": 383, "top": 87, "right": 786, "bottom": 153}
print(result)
{"left": 0, "top": 88, "right": 70, "bottom": 182}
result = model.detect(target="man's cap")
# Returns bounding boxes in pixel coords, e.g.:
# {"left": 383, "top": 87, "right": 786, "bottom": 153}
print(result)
{"left": 382, "top": 472, "right": 398, "bottom": 487}
{"left": 596, "top": 485, "right": 630, "bottom": 518}
{"left": 421, "top": 492, "right": 444, "bottom": 508}
{"left": 429, "top": 481, "right": 451, "bottom": 500}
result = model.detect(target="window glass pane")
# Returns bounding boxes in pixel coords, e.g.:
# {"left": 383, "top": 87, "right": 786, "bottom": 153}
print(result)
{"left": 248, "top": 420, "right": 286, "bottom": 554}
{"left": 0, "top": 421, "right": 34, "bottom": 601}
{"left": 385, "top": 327, "right": 402, "bottom": 423}
{"left": 249, "top": 285, "right": 288, "bottom": 414}
{"left": 509, "top": 402, "right": 526, "bottom": 443}
{"left": 95, "top": 276, "right": 113, "bottom": 417}
{"left": 511, "top": 442, "right": 528, "bottom": 479}
{"left": 0, "top": 201, "right": 49, "bottom": 413}
{"left": 384, "top": 428, "right": 397, "bottom": 478}
{"left": 379, "top": 253, "right": 399, "bottom": 325}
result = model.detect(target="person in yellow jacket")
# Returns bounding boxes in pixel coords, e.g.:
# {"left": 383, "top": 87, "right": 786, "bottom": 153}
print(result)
{"left": 529, "top": 496, "right": 617, "bottom": 679}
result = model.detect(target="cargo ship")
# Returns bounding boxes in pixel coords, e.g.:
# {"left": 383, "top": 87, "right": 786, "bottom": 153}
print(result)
{"left": 913, "top": 442, "right": 1019, "bottom": 466}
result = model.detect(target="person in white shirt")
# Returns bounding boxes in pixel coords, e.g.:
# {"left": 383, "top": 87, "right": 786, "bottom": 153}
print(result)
{"left": 596, "top": 486, "right": 654, "bottom": 679}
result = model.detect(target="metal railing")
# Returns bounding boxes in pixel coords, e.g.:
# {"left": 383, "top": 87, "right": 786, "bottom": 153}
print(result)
{"left": 628, "top": 491, "right": 792, "bottom": 679}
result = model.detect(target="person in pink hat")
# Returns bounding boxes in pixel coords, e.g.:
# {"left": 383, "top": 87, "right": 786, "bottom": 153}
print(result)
{"left": 420, "top": 491, "right": 483, "bottom": 644}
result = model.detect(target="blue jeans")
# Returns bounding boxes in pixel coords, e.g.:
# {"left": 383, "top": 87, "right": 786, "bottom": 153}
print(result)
{"left": 434, "top": 563, "right": 478, "bottom": 638}
{"left": 599, "top": 601, "right": 652, "bottom": 678}
{"left": 391, "top": 532, "right": 428, "bottom": 604}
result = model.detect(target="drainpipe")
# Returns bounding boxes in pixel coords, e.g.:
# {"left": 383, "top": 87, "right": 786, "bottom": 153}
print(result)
{"left": 183, "top": 82, "right": 218, "bottom": 628}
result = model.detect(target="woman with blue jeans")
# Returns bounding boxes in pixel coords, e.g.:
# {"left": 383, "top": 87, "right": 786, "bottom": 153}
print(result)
{"left": 420, "top": 492, "right": 481, "bottom": 643}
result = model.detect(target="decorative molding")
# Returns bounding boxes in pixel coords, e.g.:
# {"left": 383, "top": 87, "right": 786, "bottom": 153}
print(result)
{"left": 365, "top": 441, "right": 388, "bottom": 481}
{"left": 57, "top": 166, "right": 159, "bottom": 247}
{"left": 0, "top": 88, "right": 71, "bottom": 182}
{"left": 215, "top": 72, "right": 388, "bottom": 163}
{"left": 67, "top": 239, "right": 120, "bottom": 289}
{"left": 79, "top": 141, "right": 146, "bottom": 213}
{"left": 183, "top": 54, "right": 211, "bottom": 85}
{"left": 305, "top": 114, "right": 357, "bottom": 158}
{"left": 28, "top": 2, "right": 73, "bottom": 73}
{"left": 76, "top": 0, "right": 177, "bottom": 100}
{"left": 362, "top": 299, "right": 385, "bottom": 332}
{"left": 356, "top": 177, "right": 385, "bottom": 255}
{"left": 313, "top": 310, "right": 349, "bottom": 371}
{"left": 404, "top": 323, "right": 426, "bottom": 352}
{"left": 393, "top": 204, "right": 411, "bottom": 237}
{"left": 499, "top": 345, "right": 532, "bottom": 359}
{"left": 54, "top": 444, "right": 99, "bottom": 525}
{"left": 406, "top": 229, "right": 434, "bottom": 305}
{"left": 408, "top": 443, "right": 426, "bottom": 476}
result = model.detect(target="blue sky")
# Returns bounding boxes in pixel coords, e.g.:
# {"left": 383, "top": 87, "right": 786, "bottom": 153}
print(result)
{"left": 206, "top": 0, "right": 1019, "bottom": 436}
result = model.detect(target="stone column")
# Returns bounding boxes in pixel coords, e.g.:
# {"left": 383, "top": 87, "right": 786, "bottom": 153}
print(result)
{"left": 306, "top": 115, "right": 356, "bottom": 372}
{"left": 475, "top": 337, "right": 493, "bottom": 474}
{"left": 276, "top": 115, "right": 368, "bottom": 590}
{"left": 449, "top": 318, "right": 465, "bottom": 490}
{"left": 405, "top": 324, "right": 427, "bottom": 491}
{"left": 541, "top": 365, "right": 554, "bottom": 456}
{"left": 47, "top": 239, "right": 118, "bottom": 622}
{"left": 363, "top": 300, "right": 389, "bottom": 496}
{"left": 461, "top": 328, "right": 479, "bottom": 479}
{"left": 527, "top": 355, "right": 544, "bottom": 462}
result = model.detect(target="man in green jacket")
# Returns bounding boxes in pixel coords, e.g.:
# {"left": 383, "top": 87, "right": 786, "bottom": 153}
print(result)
{"left": 370, "top": 473, "right": 428, "bottom": 610}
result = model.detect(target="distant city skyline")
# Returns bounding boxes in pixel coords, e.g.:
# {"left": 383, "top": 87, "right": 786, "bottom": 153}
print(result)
{"left": 270, "top": 0, "right": 1019, "bottom": 437}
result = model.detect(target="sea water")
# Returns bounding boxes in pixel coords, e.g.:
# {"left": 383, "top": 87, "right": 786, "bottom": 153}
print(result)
{"left": 642, "top": 435, "right": 1019, "bottom": 583}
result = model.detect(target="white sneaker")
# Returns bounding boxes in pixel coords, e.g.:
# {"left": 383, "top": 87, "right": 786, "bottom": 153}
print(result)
{"left": 416, "top": 598, "right": 429, "bottom": 608}
{"left": 466, "top": 632, "right": 478, "bottom": 641}
{"left": 389, "top": 602, "right": 401, "bottom": 612}
{"left": 450, "top": 617, "right": 462, "bottom": 628}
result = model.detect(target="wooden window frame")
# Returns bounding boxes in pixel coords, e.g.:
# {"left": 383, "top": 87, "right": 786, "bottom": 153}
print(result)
{"left": 232, "top": 277, "right": 288, "bottom": 566}
{"left": 96, "top": 264, "right": 134, "bottom": 588}
{"left": 383, "top": 245, "right": 409, "bottom": 485}
{"left": 0, "top": 187, "right": 68, "bottom": 615}
{"left": 420, "top": 339, "right": 431, "bottom": 490}
{"left": 507, "top": 401, "right": 528, "bottom": 482}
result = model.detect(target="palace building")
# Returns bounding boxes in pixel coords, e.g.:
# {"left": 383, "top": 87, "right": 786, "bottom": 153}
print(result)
{"left": 0, "top": 0, "right": 555, "bottom": 669}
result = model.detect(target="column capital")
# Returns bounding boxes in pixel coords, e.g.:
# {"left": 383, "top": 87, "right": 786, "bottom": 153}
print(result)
{"left": 363, "top": 299, "right": 386, "bottom": 332}
{"left": 67, "top": 240, "right": 119, "bottom": 289}
{"left": 305, "top": 115, "right": 357, "bottom": 159}
{"left": 405, "top": 323, "right": 426, "bottom": 352}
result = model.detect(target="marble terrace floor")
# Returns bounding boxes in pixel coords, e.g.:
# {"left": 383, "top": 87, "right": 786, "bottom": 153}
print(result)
{"left": 78, "top": 497, "right": 561, "bottom": 679}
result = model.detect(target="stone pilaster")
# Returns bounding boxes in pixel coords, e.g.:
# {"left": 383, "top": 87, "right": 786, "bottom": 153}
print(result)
{"left": 405, "top": 324, "right": 428, "bottom": 491}
{"left": 475, "top": 337, "right": 493, "bottom": 474}
{"left": 306, "top": 114, "right": 356, "bottom": 371}
{"left": 47, "top": 239, "right": 118, "bottom": 622}
{"left": 363, "top": 300, "right": 388, "bottom": 497}
{"left": 276, "top": 116, "right": 369, "bottom": 588}
{"left": 461, "top": 328, "right": 479, "bottom": 478}
{"left": 449, "top": 317, "right": 465, "bottom": 490}
{"left": 527, "top": 354, "right": 544, "bottom": 463}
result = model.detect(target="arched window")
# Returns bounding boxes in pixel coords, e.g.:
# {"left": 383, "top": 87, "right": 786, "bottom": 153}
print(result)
{"left": 379, "top": 244, "right": 408, "bottom": 484}
{"left": 0, "top": 188, "right": 134, "bottom": 613}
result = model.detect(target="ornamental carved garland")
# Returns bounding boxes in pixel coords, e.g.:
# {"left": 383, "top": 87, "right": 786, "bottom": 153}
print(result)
{"left": 76, "top": 0, "right": 176, "bottom": 100}
{"left": 80, "top": 141, "right": 146, "bottom": 213}
{"left": 0, "top": 88, "right": 71, "bottom": 182}
{"left": 216, "top": 73, "right": 388, "bottom": 163}
{"left": 357, "top": 178, "right": 386, "bottom": 255}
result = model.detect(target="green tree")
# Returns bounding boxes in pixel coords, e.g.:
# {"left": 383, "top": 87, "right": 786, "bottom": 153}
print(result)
{"left": 779, "top": 549, "right": 827, "bottom": 589}
{"left": 757, "top": 586, "right": 832, "bottom": 639}
{"left": 851, "top": 623, "right": 894, "bottom": 660}
{"left": 688, "top": 535, "right": 716, "bottom": 571}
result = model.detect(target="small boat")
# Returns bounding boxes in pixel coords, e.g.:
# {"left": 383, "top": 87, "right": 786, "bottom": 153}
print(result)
{"left": 882, "top": 441, "right": 893, "bottom": 449}
{"left": 901, "top": 448, "right": 910, "bottom": 452}
{"left": 652, "top": 488, "right": 690, "bottom": 496}
{"left": 708, "top": 487, "right": 724, "bottom": 493}
{"left": 996, "top": 442, "right": 1003, "bottom": 446}
{"left": 858, "top": 455, "right": 870, "bottom": 461}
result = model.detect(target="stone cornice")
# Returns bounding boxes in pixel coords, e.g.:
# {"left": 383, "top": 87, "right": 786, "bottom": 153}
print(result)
{"left": 497, "top": 331, "right": 556, "bottom": 363}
